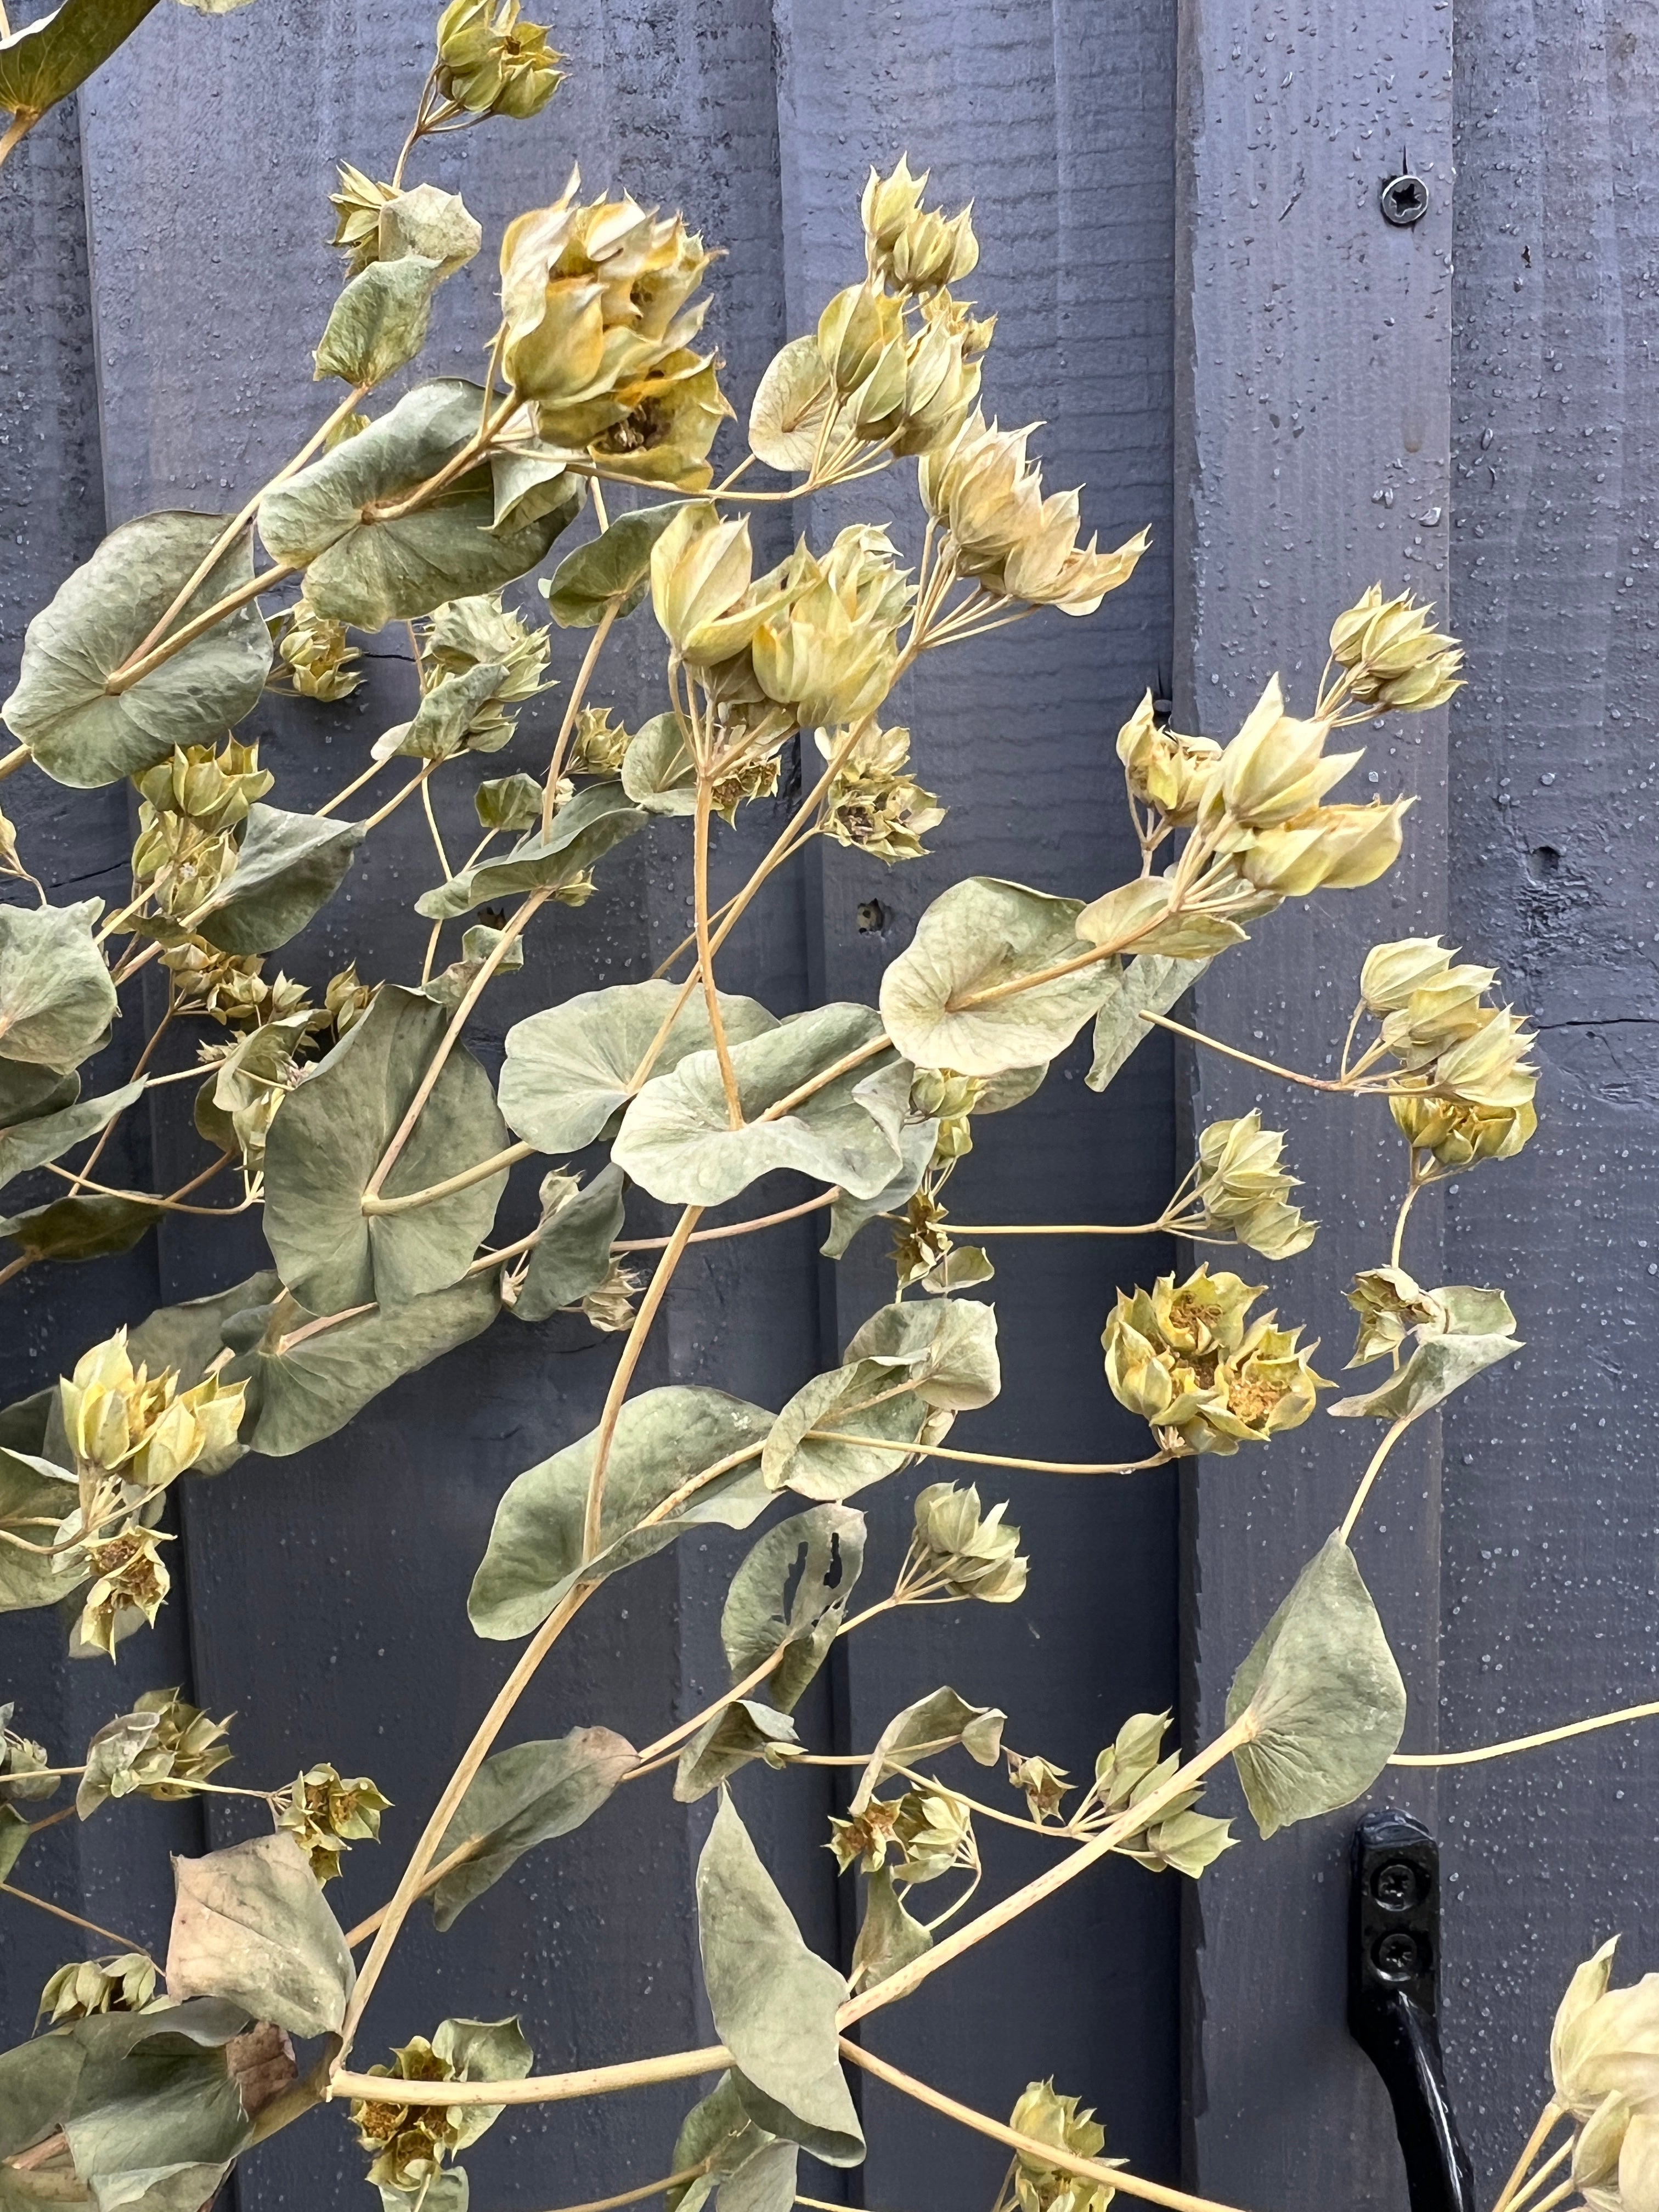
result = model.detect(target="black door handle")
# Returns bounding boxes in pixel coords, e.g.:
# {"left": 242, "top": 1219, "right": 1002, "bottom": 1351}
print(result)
{"left": 1349, "top": 1810, "right": 1475, "bottom": 2212}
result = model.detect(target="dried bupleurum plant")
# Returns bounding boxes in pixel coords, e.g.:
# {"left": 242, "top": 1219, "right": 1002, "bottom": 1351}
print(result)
{"left": 0, "top": 12, "right": 1615, "bottom": 2212}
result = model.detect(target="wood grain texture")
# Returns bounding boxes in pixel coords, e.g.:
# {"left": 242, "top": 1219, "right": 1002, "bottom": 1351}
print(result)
{"left": 771, "top": 0, "right": 1186, "bottom": 2197}
{"left": 1441, "top": 0, "right": 1659, "bottom": 2192}
{"left": 1174, "top": 0, "right": 1453, "bottom": 2201}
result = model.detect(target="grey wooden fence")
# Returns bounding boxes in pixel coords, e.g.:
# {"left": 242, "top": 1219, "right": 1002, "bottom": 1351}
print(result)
{"left": 1, "top": 1, "right": 1654, "bottom": 2208}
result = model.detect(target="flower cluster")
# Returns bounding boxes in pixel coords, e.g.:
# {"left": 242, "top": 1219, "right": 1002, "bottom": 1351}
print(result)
{"left": 276, "top": 1761, "right": 393, "bottom": 1883}
{"left": 1188, "top": 1112, "right": 1316, "bottom": 1259}
{"left": 435, "top": 0, "right": 563, "bottom": 119}
{"left": 830, "top": 1784, "right": 974, "bottom": 1883}
{"left": 1550, "top": 1937, "right": 1659, "bottom": 2212}
{"left": 1008, "top": 2080, "right": 1119, "bottom": 2212}
{"left": 1082, "top": 1709, "right": 1234, "bottom": 1879}
{"left": 131, "top": 740, "right": 272, "bottom": 923}
{"left": 1328, "top": 585, "right": 1463, "bottom": 714}
{"left": 1357, "top": 936, "right": 1539, "bottom": 1173}
{"left": 38, "top": 1953, "right": 160, "bottom": 2025}
{"left": 60, "top": 1331, "right": 246, "bottom": 1491}
{"left": 909, "top": 1480, "right": 1028, "bottom": 1602}
{"left": 269, "top": 597, "right": 362, "bottom": 699}
{"left": 1101, "top": 1266, "right": 1327, "bottom": 1457}
{"left": 1116, "top": 692, "right": 1221, "bottom": 825}
{"left": 351, "top": 2038, "right": 467, "bottom": 2195}
{"left": 820, "top": 723, "right": 945, "bottom": 862}
{"left": 500, "top": 168, "right": 727, "bottom": 490}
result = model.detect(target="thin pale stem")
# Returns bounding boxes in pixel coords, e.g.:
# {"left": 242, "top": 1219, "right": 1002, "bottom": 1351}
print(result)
{"left": 43, "top": 1157, "right": 246, "bottom": 1216}
{"left": 580, "top": 1206, "right": 703, "bottom": 1561}
{"left": 344, "top": 1836, "right": 483, "bottom": 1948}
{"left": 616, "top": 1189, "right": 837, "bottom": 1252}
{"left": 759, "top": 1034, "right": 890, "bottom": 1124}
{"left": 317, "top": 757, "right": 393, "bottom": 818}
{"left": 1392, "top": 1699, "right": 1659, "bottom": 1768}
{"left": 1141, "top": 1012, "right": 1344, "bottom": 1092}
{"left": 1490, "top": 2098, "right": 1565, "bottom": 2212}
{"left": 1391, "top": 1172, "right": 1426, "bottom": 1270}
{"left": 336, "top": 1583, "right": 592, "bottom": 2058}
{"left": 693, "top": 780, "right": 745, "bottom": 1125}
{"left": 363, "top": 888, "right": 552, "bottom": 1200}
{"left": 837, "top": 2042, "right": 1250, "bottom": 2212}
{"left": 543, "top": 602, "right": 620, "bottom": 836}
{"left": 943, "top": 1219, "right": 1168, "bottom": 1238}
{"left": 627, "top": 1640, "right": 792, "bottom": 1770}
{"left": 328, "top": 2044, "right": 730, "bottom": 2111}
{"left": 104, "top": 566, "right": 297, "bottom": 695}
{"left": 840, "top": 1716, "right": 1256, "bottom": 2024}
{"left": 361, "top": 1139, "right": 537, "bottom": 1217}
{"left": 896, "top": 1441, "right": 1173, "bottom": 1479}
{"left": 1502, "top": 2141, "right": 1572, "bottom": 2212}
{"left": 0, "top": 742, "right": 29, "bottom": 781}
{"left": 527, "top": 2165, "right": 712, "bottom": 2212}
{"left": 0, "top": 1880, "right": 149, "bottom": 1957}
{"left": 360, "top": 761, "right": 438, "bottom": 834}
{"left": 1336, "top": 1418, "right": 1413, "bottom": 1545}
{"left": 70, "top": 1004, "right": 172, "bottom": 1193}
{"left": 421, "top": 770, "right": 452, "bottom": 878}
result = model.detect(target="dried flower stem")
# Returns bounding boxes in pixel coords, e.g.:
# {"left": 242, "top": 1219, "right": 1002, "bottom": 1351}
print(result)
{"left": 529, "top": 2164, "right": 713, "bottom": 2212}
{"left": 542, "top": 601, "right": 620, "bottom": 834}
{"left": 1335, "top": 1418, "right": 1413, "bottom": 1545}
{"left": 1392, "top": 1697, "right": 1659, "bottom": 1768}
{"left": 580, "top": 1205, "right": 703, "bottom": 1561}
{"left": 1489, "top": 2099, "right": 1566, "bottom": 2212}
{"left": 0, "top": 1879, "right": 148, "bottom": 1957}
{"left": 693, "top": 778, "right": 746, "bottom": 1125}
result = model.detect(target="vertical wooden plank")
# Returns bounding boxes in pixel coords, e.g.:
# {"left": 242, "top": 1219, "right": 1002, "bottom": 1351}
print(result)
{"left": 772, "top": 0, "right": 1184, "bottom": 2198}
{"left": 1442, "top": 0, "right": 1659, "bottom": 2192}
{"left": 1174, "top": 0, "right": 1454, "bottom": 2202}
{"left": 0, "top": 95, "right": 208, "bottom": 2047}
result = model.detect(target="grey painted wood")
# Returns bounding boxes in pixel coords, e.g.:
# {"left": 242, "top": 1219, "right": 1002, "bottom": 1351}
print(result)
{"left": 1174, "top": 2, "right": 1454, "bottom": 2203}
{"left": 771, "top": 0, "right": 1186, "bottom": 2197}
{"left": 1440, "top": 0, "right": 1659, "bottom": 2193}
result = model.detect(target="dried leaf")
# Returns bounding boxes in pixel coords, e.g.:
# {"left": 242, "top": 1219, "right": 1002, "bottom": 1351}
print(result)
{"left": 843, "top": 1296, "right": 1001, "bottom": 1409}
{"left": 541, "top": 503, "right": 680, "bottom": 627}
{"left": 1086, "top": 955, "right": 1209, "bottom": 1093}
{"left": 696, "top": 1796, "right": 863, "bottom": 2165}
{"left": 720, "top": 1504, "right": 866, "bottom": 1708}
{"left": 415, "top": 780, "right": 647, "bottom": 921}
{"left": 262, "top": 986, "right": 510, "bottom": 1312}
{"left": 620, "top": 712, "right": 696, "bottom": 815}
{"left": 511, "top": 1164, "right": 626, "bottom": 1323}
{"left": 2, "top": 515, "right": 272, "bottom": 788}
{"left": 428, "top": 1726, "right": 636, "bottom": 1928}
{"left": 748, "top": 337, "right": 833, "bottom": 472}
{"left": 313, "top": 256, "right": 442, "bottom": 387}
{"left": 0, "top": 1449, "right": 77, "bottom": 1612}
{"left": 258, "top": 381, "right": 581, "bottom": 631}
{"left": 0, "top": 901, "right": 117, "bottom": 1071}
{"left": 760, "top": 1362, "right": 933, "bottom": 1502}
{"left": 851, "top": 1865, "right": 933, "bottom": 1990}
{"left": 614, "top": 1005, "right": 909, "bottom": 1207}
{"left": 674, "top": 1700, "right": 800, "bottom": 1801}
{"left": 820, "top": 1117, "right": 936, "bottom": 1260}
{"left": 165, "top": 1831, "right": 355, "bottom": 2038}
{"left": 879, "top": 877, "right": 1119, "bottom": 1075}
{"left": 1225, "top": 1533, "right": 1407, "bottom": 1839}
{"left": 0, "top": 0, "right": 159, "bottom": 128}
{"left": 193, "top": 805, "right": 364, "bottom": 956}
{"left": 0, "top": 1193, "right": 162, "bottom": 1267}
{"left": 469, "top": 1386, "right": 776, "bottom": 1639}
{"left": 1328, "top": 1330, "right": 1520, "bottom": 1423}
{"left": 848, "top": 1686, "right": 1005, "bottom": 1813}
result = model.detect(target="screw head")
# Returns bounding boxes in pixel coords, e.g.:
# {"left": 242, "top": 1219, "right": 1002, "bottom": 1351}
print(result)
{"left": 1380, "top": 173, "right": 1430, "bottom": 228}
{"left": 1373, "top": 1929, "right": 1423, "bottom": 1983}
{"left": 1372, "top": 1858, "right": 1425, "bottom": 1912}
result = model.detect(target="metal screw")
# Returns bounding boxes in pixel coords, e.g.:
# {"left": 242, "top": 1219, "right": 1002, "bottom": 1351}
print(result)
{"left": 1372, "top": 1858, "right": 1424, "bottom": 1911}
{"left": 1373, "top": 1930, "right": 1421, "bottom": 1983}
{"left": 1380, "top": 173, "right": 1430, "bottom": 227}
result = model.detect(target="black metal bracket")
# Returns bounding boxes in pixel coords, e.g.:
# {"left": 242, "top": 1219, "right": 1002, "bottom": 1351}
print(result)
{"left": 1349, "top": 1810, "right": 1475, "bottom": 2212}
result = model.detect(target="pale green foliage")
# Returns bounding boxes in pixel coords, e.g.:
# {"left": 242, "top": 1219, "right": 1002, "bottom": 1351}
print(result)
{"left": 0, "top": 16, "right": 1559, "bottom": 2209}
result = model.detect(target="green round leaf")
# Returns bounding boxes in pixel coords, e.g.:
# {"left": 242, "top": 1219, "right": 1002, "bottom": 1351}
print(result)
{"left": 879, "top": 876, "right": 1120, "bottom": 1076}
{"left": 165, "top": 1831, "right": 355, "bottom": 2039}
{"left": 0, "top": 1080, "right": 144, "bottom": 1195}
{"left": 429, "top": 1727, "right": 636, "bottom": 1929}
{"left": 415, "top": 780, "right": 647, "bottom": 921}
{"left": 540, "top": 502, "right": 681, "bottom": 628}
{"left": 1086, "top": 954, "right": 1209, "bottom": 1093}
{"left": 620, "top": 711, "right": 696, "bottom": 815}
{"left": 313, "top": 256, "right": 443, "bottom": 387}
{"left": 720, "top": 1503, "right": 866, "bottom": 1709}
{"left": 0, "top": 899, "right": 116, "bottom": 1072}
{"left": 510, "top": 1164, "right": 627, "bottom": 1324}
{"left": 499, "top": 979, "right": 776, "bottom": 1155}
{"left": 748, "top": 337, "right": 833, "bottom": 472}
{"left": 2, "top": 514, "right": 273, "bottom": 788}
{"left": 613, "top": 1004, "right": 910, "bottom": 1207}
{"left": 257, "top": 381, "right": 583, "bottom": 631}
{"left": 760, "top": 1359, "right": 933, "bottom": 1502}
{"left": 262, "top": 985, "right": 511, "bottom": 1313}
{"left": 194, "top": 804, "right": 365, "bottom": 955}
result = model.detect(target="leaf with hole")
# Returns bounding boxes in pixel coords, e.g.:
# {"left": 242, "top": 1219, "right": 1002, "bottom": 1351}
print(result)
{"left": 499, "top": 979, "right": 776, "bottom": 1156}
{"left": 880, "top": 877, "right": 1119, "bottom": 1076}
{"left": 696, "top": 1795, "right": 864, "bottom": 2166}
{"left": 613, "top": 1005, "right": 909, "bottom": 1208}
{"left": 1224, "top": 1533, "right": 1407, "bottom": 1840}
{"left": 0, "top": 901, "right": 117, "bottom": 1072}
{"left": 262, "top": 985, "right": 510, "bottom": 1312}
{"left": 428, "top": 1726, "right": 637, "bottom": 1929}
{"left": 469, "top": 1386, "right": 776, "bottom": 1639}
{"left": 720, "top": 1503, "right": 866, "bottom": 1709}
{"left": 257, "top": 381, "right": 581, "bottom": 630}
{"left": 1, "top": 515, "right": 273, "bottom": 788}
{"left": 165, "top": 1831, "right": 354, "bottom": 2038}
{"left": 415, "top": 780, "right": 647, "bottom": 921}
{"left": 540, "top": 502, "right": 681, "bottom": 627}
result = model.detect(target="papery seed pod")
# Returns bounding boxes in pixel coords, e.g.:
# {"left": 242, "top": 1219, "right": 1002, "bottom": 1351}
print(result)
{"left": 911, "top": 1480, "right": 1029, "bottom": 1601}
{"left": 1102, "top": 1268, "right": 1326, "bottom": 1458}
{"left": 1115, "top": 692, "right": 1222, "bottom": 825}
{"left": 126, "top": 1687, "right": 234, "bottom": 1799}
{"left": 39, "top": 1952, "right": 159, "bottom": 2025}
{"left": 276, "top": 1762, "right": 392, "bottom": 1883}
{"left": 1389, "top": 1089, "right": 1538, "bottom": 1173}
{"left": 828, "top": 1798, "right": 902, "bottom": 1874}
{"left": 709, "top": 753, "right": 782, "bottom": 825}
{"left": 568, "top": 705, "right": 630, "bottom": 776}
{"left": 500, "top": 170, "right": 727, "bottom": 487}
{"left": 424, "top": 593, "right": 551, "bottom": 737}
{"left": 651, "top": 505, "right": 775, "bottom": 663}
{"left": 1008, "top": 1752, "right": 1070, "bottom": 1824}
{"left": 580, "top": 1258, "right": 641, "bottom": 1333}
{"left": 328, "top": 162, "right": 398, "bottom": 273}
{"left": 892, "top": 1785, "right": 974, "bottom": 1881}
{"left": 0, "top": 1705, "right": 55, "bottom": 1804}
{"left": 1379, "top": 962, "right": 1500, "bottom": 1064}
{"left": 861, "top": 155, "right": 929, "bottom": 258}
{"left": 1210, "top": 678, "right": 1361, "bottom": 829}
{"left": 1344, "top": 1266, "right": 1448, "bottom": 1365}
{"left": 821, "top": 722, "right": 946, "bottom": 862}
{"left": 1192, "top": 1112, "right": 1317, "bottom": 1259}
{"left": 436, "top": 0, "right": 563, "bottom": 119}
{"left": 817, "top": 282, "right": 906, "bottom": 394}
{"left": 271, "top": 599, "right": 362, "bottom": 699}
{"left": 137, "top": 741, "right": 272, "bottom": 832}
{"left": 324, "top": 962, "right": 377, "bottom": 1037}
{"left": 1009, "top": 2080, "right": 1115, "bottom": 2212}
{"left": 891, "top": 1188, "right": 954, "bottom": 1289}
{"left": 351, "top": 2035, "right": 465, "bottom": 2194}
{"left": 77, "top": 1526, "right": 175, "bottom": 1660}
{"left": 1359, "top": 935, "right": 1457, "bottom": 1014}
{"left": 1429, "top": 1007, "right": 1539, "bottom": 1112}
